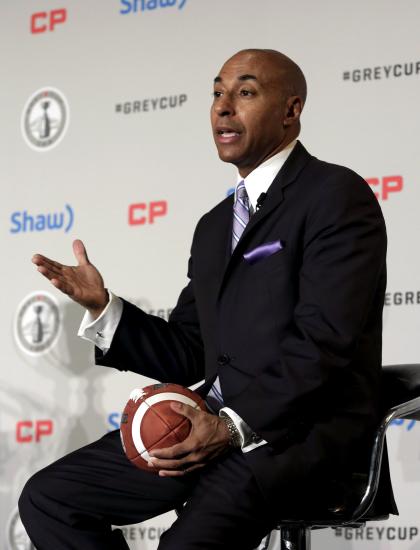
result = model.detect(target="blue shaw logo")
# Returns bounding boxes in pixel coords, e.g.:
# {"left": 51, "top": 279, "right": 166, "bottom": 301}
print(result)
{"left": 391, "top": 419, "right": 416, "bottom": 431}
{"left": 108, "top": 412, "right": 121, "bottom": 431}
{"left": 10, "top": 204, "right": 74, "bottom": 234}
{"left": 120, "top": 0, "right": 187, "bottom": 14}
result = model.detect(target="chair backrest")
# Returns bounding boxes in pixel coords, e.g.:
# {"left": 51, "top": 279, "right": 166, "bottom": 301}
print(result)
{"left": 347, "top": 364, "right": 420, "bottom": 522}
{"left": 274, "top": 363, "right": 420, "bottom": 550}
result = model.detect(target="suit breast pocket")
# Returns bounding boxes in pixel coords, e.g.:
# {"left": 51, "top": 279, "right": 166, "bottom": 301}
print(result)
{"left": 248, "top": 246, "right": 290, "bottom": 275}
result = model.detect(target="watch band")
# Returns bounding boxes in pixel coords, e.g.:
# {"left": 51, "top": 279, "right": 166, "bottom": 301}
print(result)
{"left": 220, "top": 414, "right": 242, "bottom": 448}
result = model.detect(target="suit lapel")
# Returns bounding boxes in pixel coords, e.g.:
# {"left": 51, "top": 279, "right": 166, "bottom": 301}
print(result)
{"left": 203, "top": 193, "right": 234, "bottom": 292}
{"left": 216, "top": 141, "right": 313, "bottom": 300}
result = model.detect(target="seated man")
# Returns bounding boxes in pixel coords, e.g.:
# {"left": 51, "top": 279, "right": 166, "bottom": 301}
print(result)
{"left": 19, "top": 48, "right": 396, "bottom": 549}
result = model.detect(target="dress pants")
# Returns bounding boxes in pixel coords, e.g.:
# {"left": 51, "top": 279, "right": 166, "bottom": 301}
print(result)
{"left": 18, "top": 430, "right": 277, "bottom": 549}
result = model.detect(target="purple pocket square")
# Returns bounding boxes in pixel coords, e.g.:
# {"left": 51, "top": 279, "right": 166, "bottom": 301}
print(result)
{"left": 243, "top": 240, "right": 284, "bottom": 265}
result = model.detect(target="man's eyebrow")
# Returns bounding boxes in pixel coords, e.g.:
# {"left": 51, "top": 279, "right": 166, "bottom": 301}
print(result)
{"left": 213, "top": 74, "right": 258, "bottom": 84}
{"left": 238, "top": 74, "right": 257, "bottom": 81}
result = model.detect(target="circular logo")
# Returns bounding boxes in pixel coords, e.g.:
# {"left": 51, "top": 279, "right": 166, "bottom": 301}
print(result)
{"left": 14, "top": 292, "right": 61, "bottom": 355}
{"left": 7, "top": 508, "right": 35, "bottom": 550}
{"left": 21, "top": 87, "right": 69, "bottom": 151}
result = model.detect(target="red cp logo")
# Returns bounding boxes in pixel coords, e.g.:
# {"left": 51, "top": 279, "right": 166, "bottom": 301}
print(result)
{"left": 366, "top": 176, "right": 403, "bottom": 201}
{"left": 128, "top": 200, "right": 168, "bottom": 226}
{"left": 16, "top": 420, "right": 54, "bottom": 442}
{"left": 30, "top": 9, "right": 67, "bottom": 34}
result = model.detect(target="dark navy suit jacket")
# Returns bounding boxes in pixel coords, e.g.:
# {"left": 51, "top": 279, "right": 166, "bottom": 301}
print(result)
{"left": 97, "top": 142, "right": 397, "bottom": 514}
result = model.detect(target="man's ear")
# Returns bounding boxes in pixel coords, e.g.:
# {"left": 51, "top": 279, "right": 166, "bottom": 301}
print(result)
{"left": 283, "top": 96, "right": 303, "bottom": 127}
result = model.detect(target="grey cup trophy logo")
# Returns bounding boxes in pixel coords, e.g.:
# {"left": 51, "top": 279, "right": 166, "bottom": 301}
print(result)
{"left": 14, "top": 291, "right": 61, "bottom": 355}
{"left": 7, "top": 508, "right": 35, "bottom": 550}
{"left": 21, "top": 87, "right": 69, "bottom": 151}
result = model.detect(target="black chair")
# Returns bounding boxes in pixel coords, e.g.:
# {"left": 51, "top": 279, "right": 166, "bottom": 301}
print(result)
{"left": 268, "top": 364, "right": 420, "bottom": 550}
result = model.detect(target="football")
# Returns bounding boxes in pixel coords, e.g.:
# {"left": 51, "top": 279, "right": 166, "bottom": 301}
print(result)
{"left": 120, "top": 382, "right": 206, "bottom": 472}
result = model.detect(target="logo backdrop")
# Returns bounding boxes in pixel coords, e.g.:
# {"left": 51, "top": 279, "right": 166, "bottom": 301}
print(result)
{"left": 1, "top": 1, "right": 419, "bottom": 548}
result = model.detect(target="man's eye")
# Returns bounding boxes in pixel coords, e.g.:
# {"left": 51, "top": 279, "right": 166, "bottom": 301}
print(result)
{"left": 240, "top": 90, "right": 253, "bottom": 96}
{"left": 213, "top": 91, "right": 222, "bottom": 98}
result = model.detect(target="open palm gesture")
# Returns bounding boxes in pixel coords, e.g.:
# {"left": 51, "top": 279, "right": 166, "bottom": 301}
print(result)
{"left": 32, "top": 239, "right": 108, "bottom": 317}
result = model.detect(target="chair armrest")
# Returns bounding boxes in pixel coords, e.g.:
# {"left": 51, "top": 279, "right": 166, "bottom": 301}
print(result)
{"left": 388, "top": 396, "right": 420, "bottom": 421}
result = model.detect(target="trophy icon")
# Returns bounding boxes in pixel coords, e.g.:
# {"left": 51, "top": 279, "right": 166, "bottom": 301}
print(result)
{"left": 31, "top": 305, "right": 44, "bottom": 344}
{"left": 39, "top": 100, "right": 51, "bottom": 139}
{"left": 23, "top": 88, "right": 69, "bottom": 150}
{"left": 29, "top": 98, "right": 59, "bottom": 141}
{"left": 15, "top": 292, "right": 60, "bottom": 355}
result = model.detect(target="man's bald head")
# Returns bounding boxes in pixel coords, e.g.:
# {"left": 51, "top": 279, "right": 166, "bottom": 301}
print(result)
{"left": 211, "top": 49, "right": 307, "bottom": 176}
{"left": 225, "top": 48, "right": 307, "bottom": 105}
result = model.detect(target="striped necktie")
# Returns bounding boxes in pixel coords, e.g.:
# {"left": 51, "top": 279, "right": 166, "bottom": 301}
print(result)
{"left": 231, "top": 180, "right": 250, "bottom": 252}
{"left": 207, "top": 180, "right": 250, "bottom": 410}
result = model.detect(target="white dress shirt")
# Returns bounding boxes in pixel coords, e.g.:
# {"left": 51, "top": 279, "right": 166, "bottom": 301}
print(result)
{"left": 78, "top": 140, "right": 297, "bottom": 452}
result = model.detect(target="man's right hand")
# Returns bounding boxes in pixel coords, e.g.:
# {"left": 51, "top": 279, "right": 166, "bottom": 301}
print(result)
{"left": 32, "top": 239, "right": 109, "bottom": 319}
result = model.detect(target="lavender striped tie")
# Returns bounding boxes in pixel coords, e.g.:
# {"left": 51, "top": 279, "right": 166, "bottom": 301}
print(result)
{"left": 207, "top": 181, "right": 250, "bottom": 409}
{"left": 231, "top": 180, "right": 250, "bottom": 252}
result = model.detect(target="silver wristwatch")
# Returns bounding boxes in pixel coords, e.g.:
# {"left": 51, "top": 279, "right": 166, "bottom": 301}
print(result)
{"left": 220, "top": 414, "right": 242, "bottom": 448}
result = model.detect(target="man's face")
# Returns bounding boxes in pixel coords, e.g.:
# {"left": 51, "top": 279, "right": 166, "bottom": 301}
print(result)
{"left": 210, "top": 52, "right": 291, "bottom": 177}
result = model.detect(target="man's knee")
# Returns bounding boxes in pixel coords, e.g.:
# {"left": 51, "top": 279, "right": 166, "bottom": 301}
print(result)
{"left": 19, "top": 468, "right": 52, "bottom": 523}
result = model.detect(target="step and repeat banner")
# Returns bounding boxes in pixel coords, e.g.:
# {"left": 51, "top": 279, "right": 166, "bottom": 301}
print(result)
{"left": 1, "top": 1, "right": 419, "bottom": 548}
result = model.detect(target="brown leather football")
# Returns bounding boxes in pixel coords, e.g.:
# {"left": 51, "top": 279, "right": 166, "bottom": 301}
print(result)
{"left": 120, "top": 383, "right": 206, "bottom": 472}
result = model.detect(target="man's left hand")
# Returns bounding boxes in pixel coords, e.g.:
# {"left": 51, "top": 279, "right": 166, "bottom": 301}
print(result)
{"left": 148, "top": 402, "right": 232, "bottom": 477}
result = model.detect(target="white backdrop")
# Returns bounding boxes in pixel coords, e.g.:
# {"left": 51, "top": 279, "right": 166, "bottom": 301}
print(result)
{"left": 1, "top": 1, "right": 420, "bottom": 548}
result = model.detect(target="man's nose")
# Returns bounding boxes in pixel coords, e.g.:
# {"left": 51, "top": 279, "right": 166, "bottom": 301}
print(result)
{"left": 215, "top": 95, "right": 234, "bottom": 117}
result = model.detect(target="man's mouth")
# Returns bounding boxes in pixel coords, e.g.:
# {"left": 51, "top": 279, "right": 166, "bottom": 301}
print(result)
{"left": 216, "top": 127, "right": 242, "bottom": 143}
{"left": 218, "top": 130, "right": 239, "bottom": 137}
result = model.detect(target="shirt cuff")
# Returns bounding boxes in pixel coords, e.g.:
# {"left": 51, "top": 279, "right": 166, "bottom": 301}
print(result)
{"left": 219, "top": 407, "right": 267, "bottom": 453}
{"left": 77, "top": 290, "right": 123, "bottom": 353}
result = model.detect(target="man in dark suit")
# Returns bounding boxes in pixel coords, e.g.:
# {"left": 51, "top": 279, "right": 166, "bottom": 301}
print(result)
{"left": 20, "top": 49, "right": 395, "bottom": 549}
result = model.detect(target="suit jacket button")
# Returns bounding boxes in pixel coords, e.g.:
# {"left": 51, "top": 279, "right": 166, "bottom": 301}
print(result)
{"left": 217, "top": 354, "right": 230, "bottom": 366}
